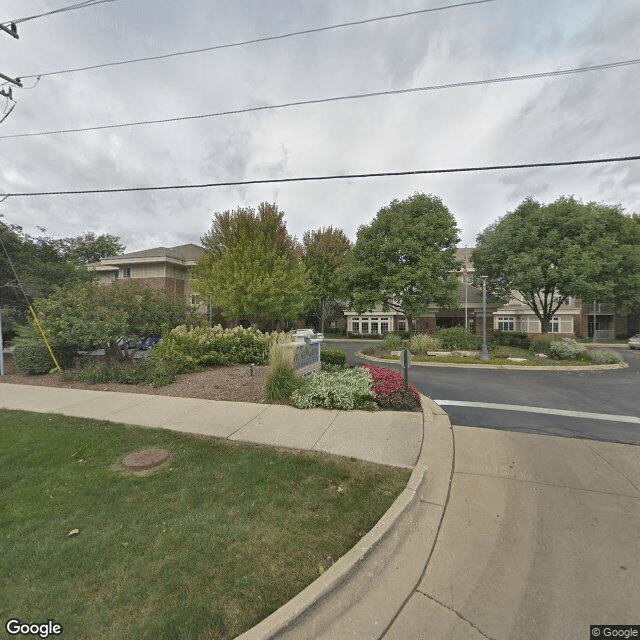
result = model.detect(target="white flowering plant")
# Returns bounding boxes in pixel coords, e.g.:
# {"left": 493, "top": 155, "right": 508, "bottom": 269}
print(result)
{"left": 548, "top": 338, "right": 588, "bottom": 360}
{"left": 152, "top": 324, "right": 294, "bottom": 371}
{"left": 291, "top": 367, "right": 374, "bottom": 410}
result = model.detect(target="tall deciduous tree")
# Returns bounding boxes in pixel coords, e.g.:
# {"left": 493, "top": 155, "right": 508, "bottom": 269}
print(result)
{"left": 32, "top": 280, "right": 199, "bottom": 356}
{"left": 472, "top": 196, "right": 640, "bottom": 332}
{"left": 54, "top": 232, "right": 125, "bottom": 264}
{"left": 0, "top": 218, "right": 97, "bottom": 308}
{"left": 341, "top": 193, "right": 460, "bottom": 335}
{"left": 302, "top": 227, "right": 352, "bottom": 333}
{"left": 194, "top": 203, "right": 309, "bottom": 327}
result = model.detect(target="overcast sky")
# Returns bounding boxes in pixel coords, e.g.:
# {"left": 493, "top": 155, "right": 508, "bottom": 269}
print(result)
{"left": 1, "top": 0, "right": 639, "bottom": 253}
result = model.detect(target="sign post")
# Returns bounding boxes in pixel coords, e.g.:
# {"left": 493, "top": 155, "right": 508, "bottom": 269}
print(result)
{"left": 401, "top": 348, "right": 411, "bottom": 391}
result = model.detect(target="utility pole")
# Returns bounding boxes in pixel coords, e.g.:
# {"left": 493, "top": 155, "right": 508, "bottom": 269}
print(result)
{"left": 480, "top": 276, "right": 490, "bottom": 361}
{"left": 1, "top": 21, "right": 22, "bottom": 105}
{"left": 0, "top": 22, "right": 19, "bottom": 39}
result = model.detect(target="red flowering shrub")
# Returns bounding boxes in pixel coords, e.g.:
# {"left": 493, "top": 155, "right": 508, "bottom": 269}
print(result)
{"left": 362, "top": 364, "right": 420, "bottom": 410}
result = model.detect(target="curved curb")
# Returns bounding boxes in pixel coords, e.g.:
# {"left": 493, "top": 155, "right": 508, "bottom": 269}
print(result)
{"left": 356, "top": 352, "right": 629, "bottom": 372}
{"left": 236, "top": 395, "right": 454, "bottom": 640}
{"left": 236, "top": 475, "right": 428, "bottom": 640}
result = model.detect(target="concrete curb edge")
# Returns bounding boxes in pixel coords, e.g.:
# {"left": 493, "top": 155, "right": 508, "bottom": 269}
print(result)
{"left": 356, "top": 352, "right": 629, "bottom": 371}
{"left": 236, "top": 396, "right": 443, "bottom": 640}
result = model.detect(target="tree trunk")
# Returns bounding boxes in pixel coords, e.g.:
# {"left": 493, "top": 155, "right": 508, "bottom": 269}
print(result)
{"left": 540, "top": 316, "right": 549, "bottom": 334}
{"left": 320, "top": 299, "right": 326, "bottom": 335}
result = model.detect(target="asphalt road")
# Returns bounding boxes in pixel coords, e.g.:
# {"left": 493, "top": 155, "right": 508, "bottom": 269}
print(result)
{"left": 325, "top": 340, "right": 640, "bottom": 445}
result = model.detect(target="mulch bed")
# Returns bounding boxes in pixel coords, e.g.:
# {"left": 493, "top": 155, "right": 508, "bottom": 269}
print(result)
{"left": 0, "top": 355, "right": 269, "bottom": 403}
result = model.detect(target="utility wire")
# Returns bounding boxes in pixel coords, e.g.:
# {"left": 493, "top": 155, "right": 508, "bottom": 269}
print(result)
{"left": 1, "top": 155, "right": 638, "bottom": 198}
{"left": 2, "top": 0, "right": 118, "bottom": 26}
{"left": 3, "top": 57, "right": 638, "bottom": 140}
{"left": 17, "top": 0, "right": 497, "bottom": 80}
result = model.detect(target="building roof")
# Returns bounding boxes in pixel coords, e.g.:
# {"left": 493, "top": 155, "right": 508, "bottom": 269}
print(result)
{"left": 88, "top": 243, "right": 204, "bottom": 268}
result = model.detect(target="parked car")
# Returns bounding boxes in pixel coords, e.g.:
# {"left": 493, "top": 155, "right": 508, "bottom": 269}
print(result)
{"left": 134, "top": 336, "right": 161, "bottom": 350}
{"left": 628, "top": 334, "right": 640, "bottom": 350}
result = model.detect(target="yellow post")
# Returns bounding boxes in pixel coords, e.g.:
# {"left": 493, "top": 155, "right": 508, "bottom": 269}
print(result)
{"left": 28, "top": 305, "right": 61, "bottom": 372}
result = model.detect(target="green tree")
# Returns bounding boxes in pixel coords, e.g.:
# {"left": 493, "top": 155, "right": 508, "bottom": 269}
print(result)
{"left": 32, "top": 280, "right": 198, "bottom": 357}
{"left": 302, "top": 227, "right": 352, "bottom": 333}
{"left": 341, "top": 193, "right": 460, "bottom": 336}
{"left": 472, "top": 196, "right": 640, "bottom": 332}
{"left": 194, "top": 203, "right": 309, "bottom": 327}
{"left": 0, "top": 218, "right": 94, "bottom": 308}
{"left": 54, "top": 232, "right": 125, "bottom": 264}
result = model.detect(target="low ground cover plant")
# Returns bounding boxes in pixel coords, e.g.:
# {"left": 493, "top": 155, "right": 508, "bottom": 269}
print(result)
{"left": 1, "top": 409, "right": 409, "bottom": 640}
{"left": 362, "top": 364, "right": 420, "bottom": 411}
{"left": 62, "top": 354, "right": 177, "bottom": 388}
{"left": 291, "top": 367, "right": 374, "bottom": 410}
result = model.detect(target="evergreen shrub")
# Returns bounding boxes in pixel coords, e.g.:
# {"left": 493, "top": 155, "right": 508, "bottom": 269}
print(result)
{"left": 320, "top": 348, "right": 347, "bottom": 365}
{"left": 382, "top": 334, "right": 405, "bottom": 350}
{"left": 435, "top": 327, "right": 481, "bottom": 350}
{"left": 528, "top": 334, "right": 558, "bottom": 355}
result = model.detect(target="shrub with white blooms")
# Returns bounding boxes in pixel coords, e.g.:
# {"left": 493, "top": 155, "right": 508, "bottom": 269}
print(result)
{"left": 291, "top": 367, "right": 374, "bottom": 410}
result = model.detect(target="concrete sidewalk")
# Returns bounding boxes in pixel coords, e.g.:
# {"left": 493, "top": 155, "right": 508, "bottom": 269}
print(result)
{"left": 2, "top": 383, "right": 638, "bottom": 639}
{"left": 0, "top": 383, "right": 422, "bottom": 469}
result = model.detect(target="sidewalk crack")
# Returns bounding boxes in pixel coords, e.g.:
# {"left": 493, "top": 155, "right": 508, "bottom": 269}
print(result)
{"left": 226, "top": 404, "right": 271, "bottom": 438}
{"left": 311, "top": 410, "right": 341, "bottom": 450}
{"left": 417, "top": 591, "right": 497, "bottom": 640}
{"left": 588, "top": 444, "right": 640, "bottom": 494}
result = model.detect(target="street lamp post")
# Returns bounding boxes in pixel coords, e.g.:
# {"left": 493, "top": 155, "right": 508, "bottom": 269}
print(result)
{"left": 480, "top": 276, "right": 490, "bottom": 361}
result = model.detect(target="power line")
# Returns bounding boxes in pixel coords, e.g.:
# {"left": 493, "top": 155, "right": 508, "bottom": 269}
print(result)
{"left": 1, "top": 155, "right": 638, "bottom": 198}
{"left": 3, "top": 57, "right": 638, "bottom": 140}
{"left": 17, "top": 0, "right": 497, "bottom": 80}
{"left": 2, "top": 0, "right": 118, "bottom": 26}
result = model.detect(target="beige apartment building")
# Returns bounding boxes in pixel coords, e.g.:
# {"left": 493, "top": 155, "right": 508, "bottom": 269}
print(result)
{"left": 87, "top": 244, "right": 204, "bottom": 302}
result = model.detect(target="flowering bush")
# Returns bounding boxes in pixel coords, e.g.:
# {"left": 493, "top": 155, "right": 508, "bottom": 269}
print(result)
{"left": 363, "top": 364, "right": 419, "bottom": 399}
{"left": 291, "top": 368, "right": 374, "bottom": 410}
{"left": 152, "top": 324, "right": 294, "bottom": 371}
{"left": 548, "top": 338, "right": 587, "bottom": 360}
{"left": 362, "top": 364, "right": 420, "bottom": 410}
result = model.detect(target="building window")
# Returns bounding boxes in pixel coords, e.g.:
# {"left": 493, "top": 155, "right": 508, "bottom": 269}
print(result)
{"left": 370, "top": 318, "right": 379, "bottom": 334}
{"left": 549, "top": 316, "right": 560, "bottom": 332}
{"left": 191, "top": 293, "right": 200, "bottom": 306}
{"left": 398, "top": 319, "right": 407, "bottom": 332}
{"left": 110, "top": 272, "right": 118, "bottom": 282}
{"left": 380, "top": 318, "right": 389, "bottom": 334}
{"left": 497, "top": 316, "right": 515, "bottom": 331}
{"left": 122, "top": 267, "right": 131, "bottom": 279}
{"left": 563, "top": 297, "right": 572, "bottom": 306}
{"left": 351, "top": 319, "right": 360, "bottom": 334}
{"left": 361, "top": 320, "right": 369, "bottom": 334}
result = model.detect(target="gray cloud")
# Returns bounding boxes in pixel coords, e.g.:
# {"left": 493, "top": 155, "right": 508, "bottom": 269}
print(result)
{"left": 1, "top": 0, "right": 638, "bottom": 254}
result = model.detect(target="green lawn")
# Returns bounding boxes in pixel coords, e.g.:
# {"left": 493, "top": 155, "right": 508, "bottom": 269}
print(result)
{"left": 0, "top": 410, "right": 409, "bottom": 640}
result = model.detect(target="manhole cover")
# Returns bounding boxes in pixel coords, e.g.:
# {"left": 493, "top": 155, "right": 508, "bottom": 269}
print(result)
{"left": 122, "top": 448, "right": 172, "bottom": 471}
